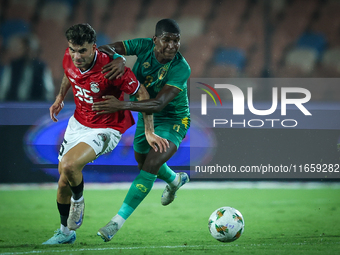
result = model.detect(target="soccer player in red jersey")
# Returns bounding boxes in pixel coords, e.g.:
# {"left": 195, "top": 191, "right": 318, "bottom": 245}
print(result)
{"left": 43, "top": 23, "right": 169, "bottom": 245}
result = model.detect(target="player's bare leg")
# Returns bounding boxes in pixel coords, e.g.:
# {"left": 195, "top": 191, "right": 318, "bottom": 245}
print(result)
{"left": 43, "top": 143, "right": 96, "bottom": 244}
{"left": 43, "top": 174, "right": 76, "bottom": 245}
{"left": 59, "top": 142, "right": 96, "bottom": 230}
{"left": 56, "top": 172, "right": 72, "bottom": 233}
{"left": 57, "top": 173, "right": 72, "bottom": 204}
{"left": 139, "top": 142, "right": 178, "bottom": 175}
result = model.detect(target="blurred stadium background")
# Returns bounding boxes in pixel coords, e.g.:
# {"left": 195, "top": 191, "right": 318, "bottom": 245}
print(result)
{"left": 1, "top": 0, "right": 340, "bottom": 88}
{"left": 1, "top": 0, "right": 340, "bottom": 183}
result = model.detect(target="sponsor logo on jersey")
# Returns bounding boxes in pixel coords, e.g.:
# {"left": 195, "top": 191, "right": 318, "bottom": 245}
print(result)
{"left": 90, "top": 82, "right": 100, "bottom": 93}
{"left": 128, "top": 78, "right": 136, "bottom": 85}
{"left": 142, "top": 62, "right": 150, "bottom": 68}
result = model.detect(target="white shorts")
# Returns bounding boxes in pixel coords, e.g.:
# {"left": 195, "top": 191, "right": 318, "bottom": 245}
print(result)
{"left": 58, "top": 115, "right": 122, "bottom": 161}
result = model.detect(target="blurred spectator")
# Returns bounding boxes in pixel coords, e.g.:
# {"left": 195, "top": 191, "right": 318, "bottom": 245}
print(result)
{"left": 0, "top": 34, "right": 54, "bottom": 101}
{"left": 1, "top": 0, "right": 339, "bottom": 80}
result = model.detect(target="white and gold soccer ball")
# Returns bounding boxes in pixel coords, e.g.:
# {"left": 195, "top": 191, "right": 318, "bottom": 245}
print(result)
{"left": 208, "top": 206, "right": 245, "bottom": 242}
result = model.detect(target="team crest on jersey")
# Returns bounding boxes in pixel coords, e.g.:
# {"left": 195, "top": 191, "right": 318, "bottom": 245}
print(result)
{"left": 158, "top": 66, "right": 168, "bottom": 80}
{"left": 142, "top": 62, "right": 150, "bottom": 68}
{"left": 90, "top": 82, "right": 100, "bottom": 93}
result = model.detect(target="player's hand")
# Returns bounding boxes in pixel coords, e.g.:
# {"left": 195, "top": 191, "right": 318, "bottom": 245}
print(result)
{"left": 101, "top": 57, "right": 125, "bottom": 80}
{"left": 49, "top": 98, "right": 64, "bottom": 122}
{"left": 145, "top": 132, "right": 170, "bottom": 153}
{"left": 92, "top": 95, "right": 122, "bottom": 114}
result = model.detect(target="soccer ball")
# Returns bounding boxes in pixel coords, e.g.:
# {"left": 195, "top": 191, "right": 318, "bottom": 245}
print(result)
{"left": 208, "top": 206, "right": 245, "bottom": 242}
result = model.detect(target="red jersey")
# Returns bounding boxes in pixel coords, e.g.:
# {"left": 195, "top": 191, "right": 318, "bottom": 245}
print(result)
{"left": 63, "top": 49, "right": 140, "bottom": 133}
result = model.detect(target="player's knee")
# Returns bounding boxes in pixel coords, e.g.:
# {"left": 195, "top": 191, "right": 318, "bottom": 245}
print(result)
{"left": 137, "top": 162, "right": 143, "bottom": 170}
{"left": 142, "top": 158, "right": 163, "bottom": 174}
{"left": 59, "top": 158, "right": 77, "bottom": 178}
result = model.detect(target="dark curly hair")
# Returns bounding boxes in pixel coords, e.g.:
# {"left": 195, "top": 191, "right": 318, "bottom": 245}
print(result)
{"left": 65, "top": 23, "right": 96, "bottom": 45}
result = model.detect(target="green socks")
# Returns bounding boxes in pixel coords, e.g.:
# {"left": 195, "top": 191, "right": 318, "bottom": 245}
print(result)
{"left": 157, "top": 163, "right": 176, "bottom": 183}
{"left": 118, "top": 170, "right": 157, "bottom": 220}
{"left": 117, "top": 165, "right": 177, "bottom": 220}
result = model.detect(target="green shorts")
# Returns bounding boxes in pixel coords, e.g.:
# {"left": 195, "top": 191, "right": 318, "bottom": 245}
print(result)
{"left": 133, "top": 116, "right": 190, "bottom": 154}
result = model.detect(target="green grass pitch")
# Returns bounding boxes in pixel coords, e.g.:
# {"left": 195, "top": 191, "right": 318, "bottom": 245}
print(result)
{"left": 0, "top": 183, "right": 339, "bottom": 255}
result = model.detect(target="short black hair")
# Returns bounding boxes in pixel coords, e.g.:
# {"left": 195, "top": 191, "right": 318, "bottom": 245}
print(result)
{"left": 155, "top": 19, "right": 180, "bottom": 36}
{"left": 65, "top": 23, "right": 96, "bottom": 45}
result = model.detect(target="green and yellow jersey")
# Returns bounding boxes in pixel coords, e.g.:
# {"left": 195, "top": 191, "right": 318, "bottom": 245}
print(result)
{"left": 123, "top": 38, "right": 190, "bottom": 125}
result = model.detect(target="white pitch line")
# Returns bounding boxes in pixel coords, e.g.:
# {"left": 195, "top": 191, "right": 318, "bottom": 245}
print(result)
{"left": 0, "top": 181, "right": 340, "bottom": 191}
{"left": 0, "top": 241, "right": 339, "bottom": 255}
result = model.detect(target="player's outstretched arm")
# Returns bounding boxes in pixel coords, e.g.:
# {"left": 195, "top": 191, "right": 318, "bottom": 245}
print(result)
{"left": 49, "top": 74, "right": 71, "bottom": 122}
{"left": 98, "top": 42, "right": 126, "bottom": 80}
{"left": 98, "top": 42, "right": 126, "bottom": 56}
{"left": 135, "top": 85, "right": 169, "bottom": 153}
{"left": 92, "top": 85, "right": 180, "bottom": 115}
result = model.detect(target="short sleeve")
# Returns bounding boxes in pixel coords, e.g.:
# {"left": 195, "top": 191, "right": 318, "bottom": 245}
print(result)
{"left": 166, "top": 60, "right": 191, "bottom": 91}
{"left": 114, "top": 67, "right": 140, "bottom": 95}
{"left": 123, "top": 38, "right": 153, "bottom": 56}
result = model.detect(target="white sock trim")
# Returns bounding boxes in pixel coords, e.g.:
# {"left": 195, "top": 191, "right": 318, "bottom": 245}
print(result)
{"left": 60, "top": 224, "right": 71, "bottom": 235}
{"left": 111, "top": 214, "right": 126, "bottom": 229}
{"left": 170, "top": 173, "right": 180, "bottom": 187}
{"left": 71, "top": 196, "right": 84, "bottom": 203}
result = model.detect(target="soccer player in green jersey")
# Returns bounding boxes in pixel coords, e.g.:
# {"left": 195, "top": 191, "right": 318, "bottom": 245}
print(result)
{"left": 92, "top": 19, "right": 190, "bottom": 242}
